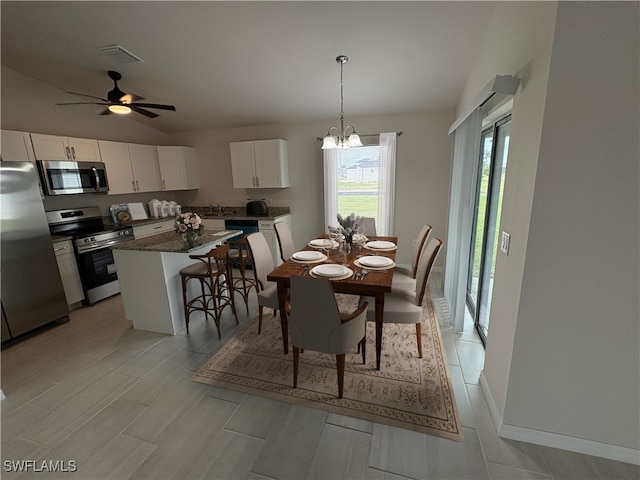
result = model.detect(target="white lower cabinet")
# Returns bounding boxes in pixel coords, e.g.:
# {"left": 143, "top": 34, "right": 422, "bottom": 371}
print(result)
{"left": 53, "top": 240, "right": 84, "bottom": 306}
{"left": 133, "top": 220, "right": 175, "bottom": 239}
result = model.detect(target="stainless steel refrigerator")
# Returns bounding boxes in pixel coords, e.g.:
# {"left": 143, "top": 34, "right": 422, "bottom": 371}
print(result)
{"left": 1, "top": 161, "right": 68, "bottom": 343}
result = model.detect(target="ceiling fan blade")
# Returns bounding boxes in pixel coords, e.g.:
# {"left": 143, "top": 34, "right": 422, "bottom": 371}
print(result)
{"left": 100, "top": 108, "right": 112, "bottom": 116}
{"left": 56, "top": 101, "right": 108, "bottom": 106}
{"left": 130, "top": 106, "right": 159, "bottom": 118}
{"left": 130, "top": 103, "right": 176, "bottom": 111}
{"left": 64, "top": 91, "right": 108, "bottom": 102}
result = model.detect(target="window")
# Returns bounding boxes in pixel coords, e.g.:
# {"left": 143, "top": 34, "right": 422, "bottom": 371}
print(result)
{"left": 323, "top": 132, "right": 396, "bottom": 235}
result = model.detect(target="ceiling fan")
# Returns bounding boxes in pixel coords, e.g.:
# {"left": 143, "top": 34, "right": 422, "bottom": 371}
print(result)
{"left": 57, "top": 70, "right": 176, "bottom": 118}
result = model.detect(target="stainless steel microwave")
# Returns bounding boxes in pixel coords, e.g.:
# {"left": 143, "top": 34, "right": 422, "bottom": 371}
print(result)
{"left": 37, "top": 160, "right": 109, "bottom": 195}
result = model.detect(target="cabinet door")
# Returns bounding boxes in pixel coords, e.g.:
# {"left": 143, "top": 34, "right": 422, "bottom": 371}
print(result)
{"left": 98, "top": 140, "right": 135, "bottom": 194}
{"left": 31, "top": 133, "right": 70, "bottom": 160}
{"left": 54, "top": 241, "right": 85, "bottom": 305}
{"left": 1, "top": 130, "right": 35, "bottom": 162}
{"left": 67, "top": 137, "right": 101, "bottom": 161}
{"left": 181, "top": 147, "right": 199, "bottom": 189}
{"left": 129, "top": 144, "right": 161, "bottom": 192}
{"left": 157, "top": 146, "right": 187, "bottom": 190}
{"left": 254, "top": 139, "right": 288, "bottom": 188}
{"left": 230, "top": 141, "right": 256, "bottom": 188}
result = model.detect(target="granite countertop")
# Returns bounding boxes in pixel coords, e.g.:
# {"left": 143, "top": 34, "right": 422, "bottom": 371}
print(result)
{"left": 105, "top": 206, "right": 290, "bottom": 229}
{"left": 111, "top": 229, "right": 241, "bottom": 253}
{"left": 51, "top": 235, "right": 73, "bottom": 244}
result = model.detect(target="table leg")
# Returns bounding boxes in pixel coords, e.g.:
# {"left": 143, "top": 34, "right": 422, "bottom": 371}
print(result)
{"left": 277, "top": 282, "right": 289, "bottom": 354}
{"left": 375, "top": 292, "right": 384, "bottom": 370}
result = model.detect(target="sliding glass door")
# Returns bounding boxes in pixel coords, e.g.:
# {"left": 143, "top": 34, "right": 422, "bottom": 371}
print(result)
{"left": 467, "top": 116, "right": 511, "bottom": 345}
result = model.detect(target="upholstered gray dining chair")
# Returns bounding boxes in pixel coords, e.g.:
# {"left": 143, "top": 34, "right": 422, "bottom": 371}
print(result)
{"left": 274, "top": 221, "right": 296, "bottom": 264}
{"left": 288, "top": 276, "right": 368, "bottom": 399}
{"left": 245, "top": 232, "right": 279, "bottom": 334}
{"left": 360, "top": 237, "right": 443, "bottom": 358}
{"left": 392, "top": 224, "right": 432, "bottom": 293}
{"left": 361, "top": 217, "right": 377, "bottom": 236}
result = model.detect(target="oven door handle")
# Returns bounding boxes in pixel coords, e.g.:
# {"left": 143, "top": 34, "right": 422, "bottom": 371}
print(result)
{"left": 91, "top": 166, "right": 100, "bottom": 192}
{"left": 76, "top": 238, "right": 131, "bottom": 254}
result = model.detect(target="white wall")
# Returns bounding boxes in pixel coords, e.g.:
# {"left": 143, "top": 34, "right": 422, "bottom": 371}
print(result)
{"left": 503, "top": 1, "right": 639, "bottom": 452}
{"left": 458, "top": 0, "right": 639, "bottom": 460}
{"left": 168, "top": 110, "right": 454, "bottom": 268}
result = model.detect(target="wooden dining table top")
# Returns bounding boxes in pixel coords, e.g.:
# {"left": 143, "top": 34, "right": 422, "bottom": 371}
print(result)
{"left": 267, "top": 235, "right": 398, "bottom": 294}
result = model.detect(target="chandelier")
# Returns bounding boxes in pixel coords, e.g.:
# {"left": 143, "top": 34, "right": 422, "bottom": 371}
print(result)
{"left": 321, "top": 55, "right": 362, "bottom": 150}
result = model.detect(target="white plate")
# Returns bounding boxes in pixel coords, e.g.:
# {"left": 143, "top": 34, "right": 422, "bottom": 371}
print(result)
{"left": 366, "top": 240, "right": 396, "bottom": 250}
{"left": 309, "top": 239, "right": 335, "bottom": 248}
{"left": 292, "top": 251, "right": 324, "bottom": 261}
{"left": 358, "top": 255, "right": 393, "bottom": 267}
{"left": 312, "top": 264, "right": 349, "bottom": 277}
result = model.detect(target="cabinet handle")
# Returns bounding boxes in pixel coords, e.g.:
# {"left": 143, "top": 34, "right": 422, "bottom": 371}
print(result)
{"left": 65, "top": 146, "right": 71, "bottom": 160}
{"left": 71, "top": 146, "right": 76, "bottom": 159}
{"left": 135, "top": 180, "right": 140, "bottom": 191}
{"left": 132, "top": 180, "right": 136, "bottom": 191}
{"left": 162, "top": 179, "right": 166, "bottom": 189}
{"left": 54, "top": 245, "right": 70, "bottom": 252}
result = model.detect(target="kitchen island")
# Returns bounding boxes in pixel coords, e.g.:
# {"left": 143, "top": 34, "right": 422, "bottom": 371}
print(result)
{"left": 112, "top": 229, "right": 241, "bottom": 335}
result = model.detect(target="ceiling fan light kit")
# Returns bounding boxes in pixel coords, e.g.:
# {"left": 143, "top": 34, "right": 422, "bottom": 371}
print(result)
{"left": 57, "top": 70, "right": 175, "bottom": 118}
{"left": 321, "top": 55, "right": 362, "bottom": 150}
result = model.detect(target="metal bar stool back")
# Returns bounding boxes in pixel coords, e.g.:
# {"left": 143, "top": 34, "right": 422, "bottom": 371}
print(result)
{"left": 179, "top": 244, "right": 238, "bottom": 337}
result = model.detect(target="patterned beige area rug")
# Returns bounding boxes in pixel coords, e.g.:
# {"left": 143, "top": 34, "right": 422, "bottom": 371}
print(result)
{"left": 192, "top": 289, "right": 463, "bottom": 441}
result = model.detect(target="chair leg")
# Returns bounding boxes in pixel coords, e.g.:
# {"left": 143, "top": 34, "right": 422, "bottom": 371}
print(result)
{"left": 258, "top": 306, "right": 264, "bottom": 334}
{"left": 415, "top": 322, "right": 423, "bottom": 358}
{"left": 181, "top": 275, "right": 190, "bottom": 334}
{"left": 293, "top": 346, "right": 300, "bottom": 388}
{"left": 336, "top": 353, "right": 345, "bottom": 399}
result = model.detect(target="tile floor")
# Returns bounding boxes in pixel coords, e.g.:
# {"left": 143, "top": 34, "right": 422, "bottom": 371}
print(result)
{"left": 1, "top": 274, "right": 638, "bottom": 479}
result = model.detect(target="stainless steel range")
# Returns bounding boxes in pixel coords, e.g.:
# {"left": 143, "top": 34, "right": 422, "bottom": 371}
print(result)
{"left": 46, "top": 207, "right": 134, "bottom": 305}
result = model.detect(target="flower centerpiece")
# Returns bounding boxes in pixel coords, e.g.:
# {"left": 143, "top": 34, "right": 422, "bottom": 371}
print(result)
{"left": 335, "top": 212, "right": 364, "bottom": 247}
{"left": 175, "top": 212, "right": 204, "bottom": 248}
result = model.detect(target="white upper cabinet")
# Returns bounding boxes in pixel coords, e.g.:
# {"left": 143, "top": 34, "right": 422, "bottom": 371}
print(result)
{"left": 1, "top": 130, "right": 36, "bottom": 162}
{"left": 98, "top": 141, "right": 162, "bottom": 194}
{"left": 230, "top": 139, "right": 289, "bottom": 188}
{"left": 156, "top": 146, "right": 199, "bottom": 191}
{"left": 31, "top": 133, "right": 101, "bottom": 162}
{"left": 98, "top": 140, "right": 134, "bottom": 194}
{"left": 128, "top": 144, "right": 162, "bottom": 192}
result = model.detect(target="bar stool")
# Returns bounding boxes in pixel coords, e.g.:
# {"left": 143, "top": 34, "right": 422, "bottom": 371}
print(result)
{"left": 227, "top": 236, "right": 258, "bottom": 314}
{"left": 179, "top": 244, "right": 238, "bottom": 338}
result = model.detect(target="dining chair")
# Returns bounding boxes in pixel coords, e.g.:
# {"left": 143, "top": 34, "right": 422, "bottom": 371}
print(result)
{"left": 245, "top": 232, "right": 280, "bottom": 334}
{"left": 227, "top": 235, "right": 258, "bottom": 314}
{"left": 361, "top": 217, "right": 377, "bottom": 236}
{"left": 288, "top": 276, "right": 368, "bottom": 399}
{"left": 360, "top": 237, "right": 443, "bottom": 358}
{"left": 392, "top": 224, "right": 432, "bottom": 293}
{"left": 179, "top": 244, "right": 238, "bottom": 338}
{"left": 274, "top": 221, "right": 296, "bottom": 264}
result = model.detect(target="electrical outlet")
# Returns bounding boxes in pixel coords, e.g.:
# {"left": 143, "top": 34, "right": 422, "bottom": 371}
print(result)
{"left": 412, "top": 238, "right": 417, "bottom": 247}
{"left": 500, "top": 231, "right": 510, "bottom": 255}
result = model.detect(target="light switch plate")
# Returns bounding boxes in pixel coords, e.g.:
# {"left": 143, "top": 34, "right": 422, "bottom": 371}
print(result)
{"left": 500, "top": 231, "right": 510, "bottom": 255}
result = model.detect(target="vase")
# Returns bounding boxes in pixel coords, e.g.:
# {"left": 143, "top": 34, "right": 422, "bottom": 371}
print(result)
{"left": 182, "top": 234, "right": 199, "bottom": 249}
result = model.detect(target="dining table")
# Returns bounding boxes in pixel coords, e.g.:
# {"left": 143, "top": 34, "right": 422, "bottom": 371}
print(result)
{"left": 266, "top": 234, "right": 398, "bottom": 370}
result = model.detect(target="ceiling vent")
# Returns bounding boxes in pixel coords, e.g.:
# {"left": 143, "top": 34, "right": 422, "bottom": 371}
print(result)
{"left": 99, "top": 44, "right": 144, "bottom": 64}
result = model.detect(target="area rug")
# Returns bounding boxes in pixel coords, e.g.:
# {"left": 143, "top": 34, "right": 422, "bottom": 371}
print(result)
{"left": 192, "top": 288, "right": 463, "bottom": 441}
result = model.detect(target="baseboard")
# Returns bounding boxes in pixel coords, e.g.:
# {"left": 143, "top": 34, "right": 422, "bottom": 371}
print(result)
{"left": 479, "top": 372, "right": 640, "bottom": 465}
{"left": 500, "top": 423, "right": 640, "bottom": 465}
